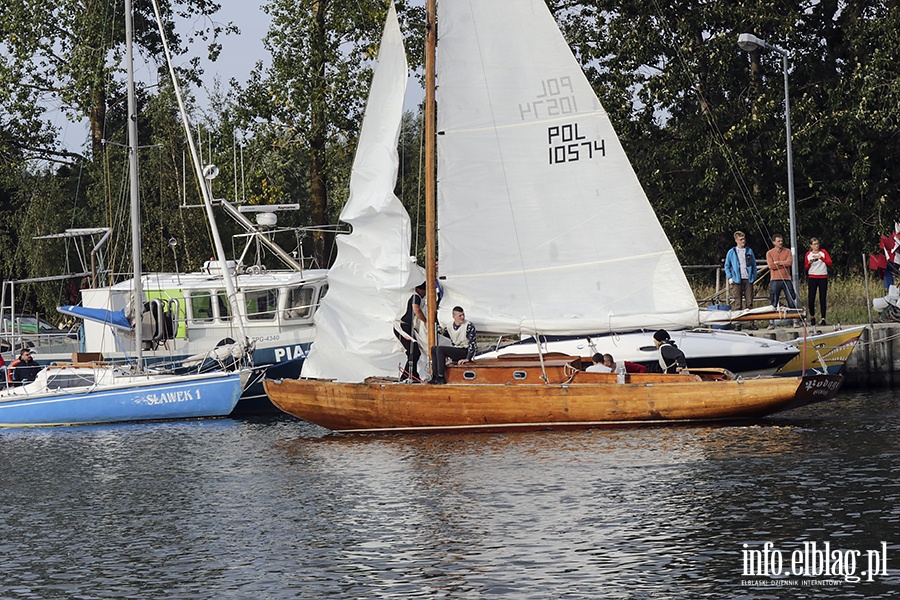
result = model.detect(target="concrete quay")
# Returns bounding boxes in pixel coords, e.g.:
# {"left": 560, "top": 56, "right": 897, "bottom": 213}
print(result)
{"left": 744, "top": 322, "right": 898, "bottom": 389}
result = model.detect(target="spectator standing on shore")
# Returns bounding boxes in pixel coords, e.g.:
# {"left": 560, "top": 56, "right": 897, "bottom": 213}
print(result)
{"left": 724, "top": 231, "right": 757, "bottom": 311}
{"left": 805, "top": 237, "right": 832, "bottom": 326}
{"left": 766, "top": 234, "right": 799, "bottom": 309}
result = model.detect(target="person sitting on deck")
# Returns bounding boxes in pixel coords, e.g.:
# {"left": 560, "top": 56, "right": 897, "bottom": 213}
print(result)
{"left": 603, "top": 353, "right": 648, "bottom": 374}
{"left": 428, "top": 306, "right": 476, "bottom": 385}
{"left": 8, "top": 348, "right": 42, "bottom": 385}
{"left": 585, "top": 353, "right": 613, "bottom": 373}
{"left": 652, "top": 330, "right": 688, "bottom": 374}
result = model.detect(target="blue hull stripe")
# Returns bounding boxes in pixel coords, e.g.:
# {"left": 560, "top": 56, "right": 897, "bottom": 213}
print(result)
{"left": 0, "top": 373, "right": 243, "bottom": 427}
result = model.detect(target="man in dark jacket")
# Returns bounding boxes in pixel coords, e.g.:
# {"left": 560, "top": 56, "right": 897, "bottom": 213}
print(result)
{"left": 396, "top": 283, "right": 427, "bottom": 381}
{"left": 652, "top": 330, "right": 688, "bottom": 374}
{"left": 9, "top": 348, "right": 42, "bottom": 384}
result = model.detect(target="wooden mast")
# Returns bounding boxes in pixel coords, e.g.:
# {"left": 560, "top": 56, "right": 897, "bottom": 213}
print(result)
{"left": 424, "top": 0, "right": 437, "bottom": 353}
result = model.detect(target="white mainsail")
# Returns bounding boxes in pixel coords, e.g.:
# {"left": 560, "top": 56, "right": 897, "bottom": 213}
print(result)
{"left": 435, "top": 0, "right": 700, "bottom": 335}
{"left": 301, "top": 3, "right": 420, "bottom": 382}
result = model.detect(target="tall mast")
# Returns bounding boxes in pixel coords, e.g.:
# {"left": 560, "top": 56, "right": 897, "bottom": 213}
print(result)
{"left": 424, "top": 0, "right": 437, "bottom": 351}
{"left": 124, "top": 0, "right": 143, "bottom": 369}
{"left": 149, "top": 0, "right": 248, "bottom": 343}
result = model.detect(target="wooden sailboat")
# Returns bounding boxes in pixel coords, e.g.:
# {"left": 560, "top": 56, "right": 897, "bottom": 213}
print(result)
{"left": 264, "top": 0, "right": 841, "bottom": 434}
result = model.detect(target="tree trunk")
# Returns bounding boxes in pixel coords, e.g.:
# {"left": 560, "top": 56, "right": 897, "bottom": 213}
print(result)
{"left": 748, "top": 50, "right": 763, "bottom": 198}
{"left": 90, "top": 86, "right": 106, "bottom": 161}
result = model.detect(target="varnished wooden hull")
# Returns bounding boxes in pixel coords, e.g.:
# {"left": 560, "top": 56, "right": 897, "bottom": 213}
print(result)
{"left": 264, "top": 363, "right": 839, "bottom": 433}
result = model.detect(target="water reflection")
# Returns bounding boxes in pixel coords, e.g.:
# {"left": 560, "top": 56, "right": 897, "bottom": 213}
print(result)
{"left": 0, "top": 392, "right": 897, "bottom": 598}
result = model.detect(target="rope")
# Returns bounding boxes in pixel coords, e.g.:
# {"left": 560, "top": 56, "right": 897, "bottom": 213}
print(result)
{"left": 646, "top": 0, "right": 775, "bottom": 245}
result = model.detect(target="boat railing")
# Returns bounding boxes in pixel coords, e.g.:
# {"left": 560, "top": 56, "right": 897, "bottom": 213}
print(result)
{"left": 685, "top": 261, "right": 775, "bottom": 306}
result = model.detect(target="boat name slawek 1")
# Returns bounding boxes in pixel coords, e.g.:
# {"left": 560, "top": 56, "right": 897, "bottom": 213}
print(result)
{"left": 273, "top": 345, "right": 308, "bottom": 363}
{"left": 136, "top": 389, "right": 201, "bottom": 406}
{"left": 547, "top": 123, "right": 605, "bottom": 165}
{"left": 802, "top": 378, "right": 843, "bottom": 396}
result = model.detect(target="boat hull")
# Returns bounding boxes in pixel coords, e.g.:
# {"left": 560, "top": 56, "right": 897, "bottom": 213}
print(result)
{"left": 490, "top": 329, "right": 800, "bottom": 377}
{"left": 264, "top": 371, "right": 831, "bottom": 434}
{"left": 24, "top": 342, "right": 311, "bottom": 415}
{"left": 776, "top": 326, "right": 866, "bottom": 377}
{"left": 0, "top": 371, "right": 244, "bottom": 428}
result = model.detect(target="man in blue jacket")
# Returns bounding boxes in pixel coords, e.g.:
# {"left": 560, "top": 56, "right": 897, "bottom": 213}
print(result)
{"left": 724, "top": 230, "right": 757, "bottom": 311}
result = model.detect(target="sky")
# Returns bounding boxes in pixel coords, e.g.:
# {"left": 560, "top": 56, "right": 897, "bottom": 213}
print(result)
{"left": 193, "top": 3, "right": 424, "bottom": 113}
{"left": 56, "top": 2, "right": 422, "bottom": 152}
{"left": 193, "top": 2, "right": 272, "bottom": 106}
{"left": 55, "top": 3, "right": 270, "bottom": 152}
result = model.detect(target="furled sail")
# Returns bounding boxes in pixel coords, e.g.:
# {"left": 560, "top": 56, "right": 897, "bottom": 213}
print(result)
{"left": 435, "top": 0, "right": 700, "bottom": 335}
{"left": 301, "top": 3, "right": 420, "bottom": 382}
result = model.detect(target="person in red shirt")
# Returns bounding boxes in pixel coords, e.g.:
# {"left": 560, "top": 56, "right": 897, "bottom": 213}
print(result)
{"left": 603, "top": 353, "right": 648, "bottom": 374}
{"left": 804, "top": 237, "right": 833, "bottom": 326}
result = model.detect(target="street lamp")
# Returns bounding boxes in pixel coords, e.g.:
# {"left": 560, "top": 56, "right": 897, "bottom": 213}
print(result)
{"left": 738, "top": 33, "right": 800, "bottom": 306}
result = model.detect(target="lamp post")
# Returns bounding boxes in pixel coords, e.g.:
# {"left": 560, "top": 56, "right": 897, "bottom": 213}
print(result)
{"left": 738, "top": 33, "right": 800, "bottom": 303}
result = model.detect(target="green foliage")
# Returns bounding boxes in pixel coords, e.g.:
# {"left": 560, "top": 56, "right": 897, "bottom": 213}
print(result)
{"left": 6, "top": 0, "right": 900, "bottom": 319}
{"left": 397, "top": 110, "right": 426, "bottom": 262}
{"left": 553, "top": 0, "right": 900, "bottom": 275}
{"left": 234, "top": 0, "right": 425, "bottom": 265}
{"left": 0, "top": 0, "right": 232, "bottom": 161}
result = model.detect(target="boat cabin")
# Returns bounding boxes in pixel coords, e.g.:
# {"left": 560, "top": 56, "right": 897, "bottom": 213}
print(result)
{"left": 78, "top": 270, "right": 329, "bottom": 355}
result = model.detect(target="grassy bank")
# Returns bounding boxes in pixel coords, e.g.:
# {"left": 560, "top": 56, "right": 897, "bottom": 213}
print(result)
{"left": 690, "top": 273, "right": 879, "bottom": 326}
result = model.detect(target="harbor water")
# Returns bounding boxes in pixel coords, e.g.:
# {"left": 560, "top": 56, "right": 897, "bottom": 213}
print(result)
{"left": 1, "top": 390, "right": 897, "bottom": 599}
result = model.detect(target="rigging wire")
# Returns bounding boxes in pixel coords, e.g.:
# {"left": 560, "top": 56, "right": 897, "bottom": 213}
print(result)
{"left": 647, "top": 0, "right": 775, "bottom": 246}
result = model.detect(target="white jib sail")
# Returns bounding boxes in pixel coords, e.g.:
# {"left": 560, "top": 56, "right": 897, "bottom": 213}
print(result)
{"left": 301, "top": 3, "right": 420, "bottom": 382}
{"left": 435, "top": 0, "right": 700, "bottom": 335}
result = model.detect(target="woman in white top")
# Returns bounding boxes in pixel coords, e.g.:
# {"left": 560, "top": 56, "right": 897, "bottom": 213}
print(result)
{"left": 804, "top": 237, "right": 833, "bottom": 326}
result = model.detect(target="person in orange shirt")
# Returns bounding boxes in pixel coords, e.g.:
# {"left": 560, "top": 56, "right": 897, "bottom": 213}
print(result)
{"left": 766, "top": 234, "right": 799, "bottom": 309}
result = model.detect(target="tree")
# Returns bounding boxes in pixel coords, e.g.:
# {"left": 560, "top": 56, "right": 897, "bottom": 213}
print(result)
{"left": 552, "top": 1, "right": 900, "bottom": 274}
{"left": 237, "top": 0, "right": 425, "bottom": 267}
{"left": 0, "top": 0, "right": 233, "bottom": 163}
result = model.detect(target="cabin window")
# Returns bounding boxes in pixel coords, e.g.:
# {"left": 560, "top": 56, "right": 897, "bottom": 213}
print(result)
{"left": 513, "top": 371, "right": 527, "bottom": 380}
{"left": 284, "top": 286, "right": 315, "bottom": 320}
{"left": 246, "top": 289, "right": 277, "bottom": 320}
{"left": 319, "top": 284, "right": 328, "bottom": 301}
{"left": 47, "top": 372, "right": 96, "bottom": 389}
{"left": 190, "top": 292, "right": 214, "bottom": 322}
{"left": 216, "top": 291, "right": 231, "bottom": 321}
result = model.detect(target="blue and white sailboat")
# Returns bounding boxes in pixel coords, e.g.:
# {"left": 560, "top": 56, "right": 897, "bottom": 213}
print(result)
{"left": 0, "top": 0, "right": 246, "bottom": 427}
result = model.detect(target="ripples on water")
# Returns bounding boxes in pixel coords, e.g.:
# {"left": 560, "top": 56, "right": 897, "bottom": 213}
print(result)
{"left": 1, "top": 390, "right": 897, "bottom": 599}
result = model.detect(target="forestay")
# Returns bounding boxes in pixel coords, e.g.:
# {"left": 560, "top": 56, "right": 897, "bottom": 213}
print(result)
{"left": 301, "top": 4, "right": 420, "bottom": 382}
{"left": 435, "top": 0, "right": 699, "bottom": 335}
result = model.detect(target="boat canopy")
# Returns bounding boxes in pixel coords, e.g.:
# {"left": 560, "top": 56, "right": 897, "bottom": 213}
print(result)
{"left": 57, "top": 305, "right": 131, "bottom": 330}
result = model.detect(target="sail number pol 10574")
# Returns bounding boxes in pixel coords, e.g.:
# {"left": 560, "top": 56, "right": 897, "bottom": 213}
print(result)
{"left": 548, "top": 123, "right": 605, "bottom": 164}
